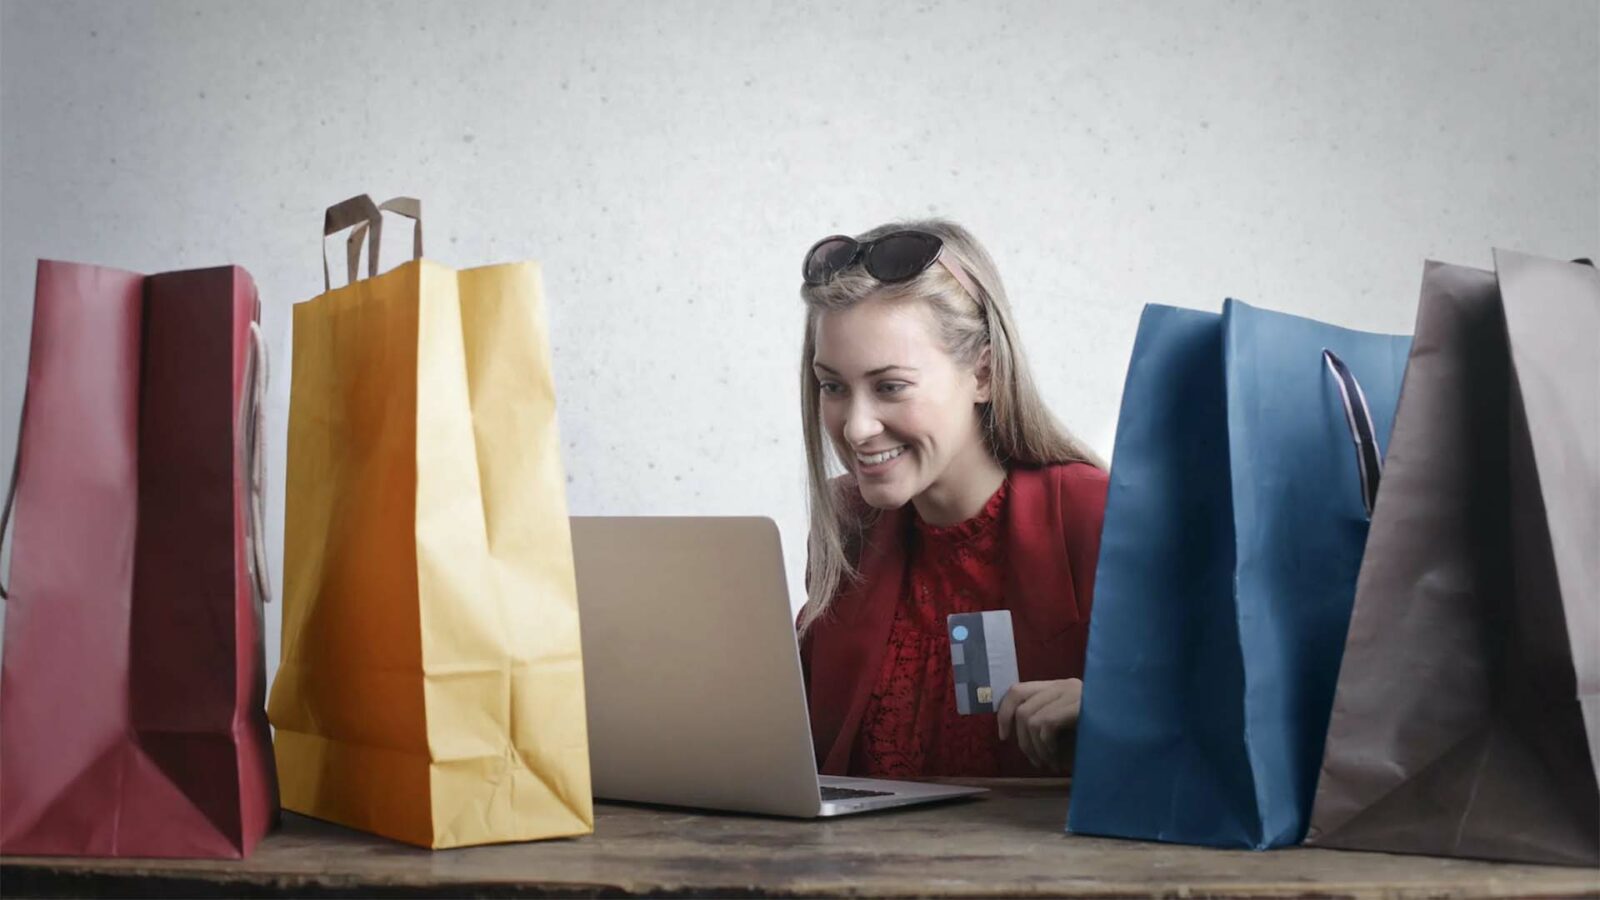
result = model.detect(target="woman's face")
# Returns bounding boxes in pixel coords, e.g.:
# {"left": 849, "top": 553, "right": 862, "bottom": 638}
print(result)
{"left": 812, "top": 296, "right": 991, "bottom": 511}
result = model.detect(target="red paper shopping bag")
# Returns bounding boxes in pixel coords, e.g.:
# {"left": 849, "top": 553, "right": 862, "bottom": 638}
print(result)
{"left": 0, "top": 260, "right": 278, "bottom": 858}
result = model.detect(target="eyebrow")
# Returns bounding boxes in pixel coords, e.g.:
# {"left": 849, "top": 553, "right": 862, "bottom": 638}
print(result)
{"left": 812, "top": 363, "right": 920, "bottom": 377}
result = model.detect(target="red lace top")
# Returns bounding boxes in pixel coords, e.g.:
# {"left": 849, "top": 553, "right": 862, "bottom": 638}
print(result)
{"left": 850, "top": 480, "right": 1012, "bottom": 777}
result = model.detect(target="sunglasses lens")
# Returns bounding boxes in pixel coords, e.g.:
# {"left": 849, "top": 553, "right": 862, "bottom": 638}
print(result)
{"left": 804, "top": 238, "right": 859, "bottom": 284}
{"left": 867, "top": 232, "right": 943, "bottom": 282}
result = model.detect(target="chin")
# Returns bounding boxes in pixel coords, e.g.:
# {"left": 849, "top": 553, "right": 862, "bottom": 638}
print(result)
{"left": 855, "top": 480, "right": 915, "bottom": 511}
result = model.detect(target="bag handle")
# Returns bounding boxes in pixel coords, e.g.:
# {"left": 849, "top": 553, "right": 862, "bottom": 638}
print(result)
{"left": 345, "top": 197, "right": 423, "bottom": 283}
{"left": 0, "top": 388, "right": 27, "bottom": 600}
{"left": 322, "top": 194, "right": 382, "bottom": 290}
{"left": 240, "top": 314, "right": 272, "bottom": 606}
{"left": 1322, "top": 349, "right": 1384, "bottom": 517}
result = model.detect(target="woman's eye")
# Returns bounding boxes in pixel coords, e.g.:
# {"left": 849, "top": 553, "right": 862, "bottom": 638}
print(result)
{"left": 819, "top": 382, "right": 846, "bottom": 396}
{"left": 877, "top": 382, "right": 909, "bottom": 395}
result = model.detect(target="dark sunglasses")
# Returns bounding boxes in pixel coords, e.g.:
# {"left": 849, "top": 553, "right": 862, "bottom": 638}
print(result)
{"left": 801, "top": 230, "right": 978, "bottom": 298}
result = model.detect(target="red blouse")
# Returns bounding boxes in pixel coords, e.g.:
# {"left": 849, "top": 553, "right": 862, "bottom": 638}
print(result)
{"left": 851, "top": 481, "right": 1011, "bottom": 777}
{"left": 800, "top": 462, "right": 1109, "bottom": 778}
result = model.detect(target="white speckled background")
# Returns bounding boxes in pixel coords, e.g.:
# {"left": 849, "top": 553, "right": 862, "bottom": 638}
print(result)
{"left": 1, "top": 1, "right": 1596, "bottom": 681}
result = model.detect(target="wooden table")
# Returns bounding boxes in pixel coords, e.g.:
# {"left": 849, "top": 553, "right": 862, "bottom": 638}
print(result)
{"left": 4, "top": 781, "right": 1596, "bottom": 898}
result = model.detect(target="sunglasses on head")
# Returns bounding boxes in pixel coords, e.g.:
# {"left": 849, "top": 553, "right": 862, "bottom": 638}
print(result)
{"left": 801, "top": 230, "right": 979, "bottom": 299}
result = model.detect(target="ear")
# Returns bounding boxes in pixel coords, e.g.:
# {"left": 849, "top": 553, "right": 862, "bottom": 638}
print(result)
{"left": 973, "top": 344, "right": 993, "bottom": 404}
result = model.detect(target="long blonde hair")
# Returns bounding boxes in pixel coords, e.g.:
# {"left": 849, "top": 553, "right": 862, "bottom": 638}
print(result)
{"left": 797, "top": 219, "right": 1103, "bottom": 633}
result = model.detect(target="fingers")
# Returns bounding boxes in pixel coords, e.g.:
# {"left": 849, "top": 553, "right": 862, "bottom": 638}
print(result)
{"left": 996, "top": 689, "right": 1018, "bottom": 742}
{"left": 1011, "top": 685, "right": 1057, "bottom": 768}
{"left": 1034, "top": 717, "right": 1059, "bottom": 769}
{"left": 996, "top": 681, "right": 1042, "bottom": 741}
{"left": 1016, "top": 713, "right": 1043, "bottom": 767}
{"left": 1035, "top": 690, "right": 1083, "bottom": 772}
{"left": 1036, "top": 710, "right": 1073, "bottom": 774}
{"left": 1006, "top": 681, "right": 1084, "bottom": 770}
{"left": 1058, "top": 678, "right": 1084, "bottom": 729}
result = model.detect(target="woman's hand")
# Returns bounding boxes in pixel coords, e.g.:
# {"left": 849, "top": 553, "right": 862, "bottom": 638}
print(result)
{"left": 997, "top": 678, "right": 1083, "bottom": 772}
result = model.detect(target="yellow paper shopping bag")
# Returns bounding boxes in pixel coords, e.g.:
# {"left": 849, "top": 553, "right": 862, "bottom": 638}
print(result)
{"left": 268, "top": 195, "right": 592, "bottom": 848}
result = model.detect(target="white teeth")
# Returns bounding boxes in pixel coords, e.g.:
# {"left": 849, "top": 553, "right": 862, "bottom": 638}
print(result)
{"left": 856, "top": 446, "right": 905, "bottom": 466}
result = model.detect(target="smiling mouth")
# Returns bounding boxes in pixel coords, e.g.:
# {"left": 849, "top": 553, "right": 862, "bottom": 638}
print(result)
{"left": 855, "top": 446, "right": 906, "bottom": 467}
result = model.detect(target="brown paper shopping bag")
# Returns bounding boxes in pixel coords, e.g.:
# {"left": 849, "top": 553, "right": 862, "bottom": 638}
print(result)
{"left": 1306, "top": 251, "right": 1598, "bottom": 865}
{"left": 267, "top": 195, "right": 592, "bottom": 848}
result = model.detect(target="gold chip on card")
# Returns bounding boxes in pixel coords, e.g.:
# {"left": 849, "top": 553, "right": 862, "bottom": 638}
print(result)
{"left": 976, "top": 686, "right": 993, "bottom": 704}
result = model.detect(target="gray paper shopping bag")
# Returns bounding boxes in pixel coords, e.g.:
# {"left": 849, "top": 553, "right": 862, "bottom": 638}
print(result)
{"left": 1306, "top": 250, "right": 1598, "bottom": 866}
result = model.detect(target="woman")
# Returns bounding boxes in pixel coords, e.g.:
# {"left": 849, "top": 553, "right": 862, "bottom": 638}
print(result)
{"left": 796, "top": 220, "right": 1108, "bottom": 778}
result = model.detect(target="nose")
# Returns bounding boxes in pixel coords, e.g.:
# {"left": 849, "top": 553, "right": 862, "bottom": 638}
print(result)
{"left": 842, "top": 395, "right": 884, "bottom": 448}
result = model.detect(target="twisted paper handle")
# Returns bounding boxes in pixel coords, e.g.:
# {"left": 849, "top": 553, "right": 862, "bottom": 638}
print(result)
{"left": 240, "top": 317, "right": 272, "bottom": 606}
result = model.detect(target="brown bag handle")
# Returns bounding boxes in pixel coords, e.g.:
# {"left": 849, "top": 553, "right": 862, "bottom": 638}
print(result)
{"left": 323, "top": 194, "right": 382, "bottom": 290}
{"left": 345, "top": 197, "right": 423, "bottom": 281}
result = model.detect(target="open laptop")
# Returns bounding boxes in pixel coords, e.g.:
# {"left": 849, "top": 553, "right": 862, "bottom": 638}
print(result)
{"left": 570, "top": 516, "right": 985, "bottom": 817}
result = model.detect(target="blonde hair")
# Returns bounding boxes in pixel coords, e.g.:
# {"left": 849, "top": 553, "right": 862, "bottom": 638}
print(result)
{"left": 797, "top": 219, "right": 1103, "bottom": 633}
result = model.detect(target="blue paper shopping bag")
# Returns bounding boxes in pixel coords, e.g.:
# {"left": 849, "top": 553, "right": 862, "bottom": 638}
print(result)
{"left": 1067, "top": 298, "right": 1410, "bottom": 849}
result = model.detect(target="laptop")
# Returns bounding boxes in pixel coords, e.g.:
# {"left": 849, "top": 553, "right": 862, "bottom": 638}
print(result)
{"left": 570, "top": 516, "right": 986, "bottom": 817}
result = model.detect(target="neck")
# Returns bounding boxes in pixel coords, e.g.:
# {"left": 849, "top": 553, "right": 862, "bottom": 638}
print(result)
{"left": 912, "top": 446, "right": 1007, "bottom": 526}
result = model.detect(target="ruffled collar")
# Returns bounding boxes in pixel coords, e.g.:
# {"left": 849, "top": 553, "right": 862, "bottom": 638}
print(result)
{"left": 912, "top": 478, "right": 1009, "bottom": 546}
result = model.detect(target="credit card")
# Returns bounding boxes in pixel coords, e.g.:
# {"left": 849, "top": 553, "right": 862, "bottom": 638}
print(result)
{"left": 948, "top": 609, "right": 1018, "bottom": 715}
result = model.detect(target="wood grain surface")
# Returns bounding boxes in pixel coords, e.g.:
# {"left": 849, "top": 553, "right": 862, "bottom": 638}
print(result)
{"left": 3, "top": 783, "right": 1596, "bottom": 898}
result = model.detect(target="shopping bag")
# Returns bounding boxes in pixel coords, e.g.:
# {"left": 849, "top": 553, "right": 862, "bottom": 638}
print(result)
{"left": 0, "top": 260, "right": 276, "bottom": 857}
{"left": 1305, "top": 251, "right": 1599, "bottom": 865}
{"left": 268, "top": 195, "right": 592, "bottom": 848}
{"left": 1068, "top": 298, "right": 1409, "bottom": 849}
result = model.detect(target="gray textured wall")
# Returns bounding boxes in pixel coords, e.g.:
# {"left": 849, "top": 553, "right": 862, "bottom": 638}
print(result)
{"left": 2, "top": 0, "right": 1596, "bottom": 682}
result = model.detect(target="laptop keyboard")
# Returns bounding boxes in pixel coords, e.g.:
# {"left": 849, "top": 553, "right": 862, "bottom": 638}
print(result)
{"left": 820, "top": 785, "right": 895, "bottom": 801}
